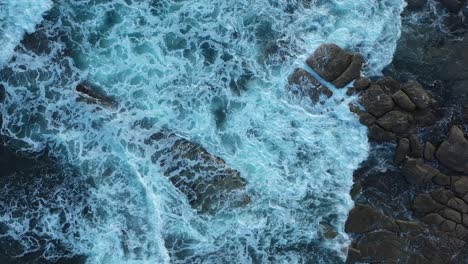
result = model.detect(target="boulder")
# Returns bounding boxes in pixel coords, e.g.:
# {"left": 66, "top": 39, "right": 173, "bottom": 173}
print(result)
{"left": 354, "top": 230, "right": 406, "bottom": 262}
{"left": 147, "top": 130, "right": 249, "bottom": 213}
{"left": 413, "top": 193, "right": 444, "bottom": 213}
{"left": 332, "top": 54, "right": 364, "bottom": 88}
{"left": 368, "top": 124, "right": 396, "bottom": 142}
{"left": 401, "top": 81, "right": 431, "bottom": 109}
{"left": 454, "top": 177, "right": 468, "bottom": 195}
{"left": 431, "top": 188, "right": 454, "bottom": 204}
{"left": 376, "top": 110, "right": 413, "bottom": 134}
{"left": 421, "top": 213, "right": 445, "bottom": 225}
{"left": 423, "top": 142, "right": 436, "bottom": 161}
{"left": 345, "top": 204, "right": 397, "bottom": 233}
{"left": 287, "top": 68, "right": 333, "bottom": 103}
{"left": 442, "top": 208, "right": 462, "bottom": 224}
{"left": 360, "top": 85, "right": 395, "bottom": 117}
{"left": 447, "top": 197, "right": 468, "bottom": 214}
{"left": 353, "top": 77, "right": 371, "bottom": 91}
{"left": 440, "top": 220, "right": 457, "bottom": 232}
{"left": 392, "top": 90, "right": 416, "bottom": 112}
{"left": 432, "top": 173, "right": 451, "bottom": 187}
{"left": 376, "top": 77, "right": 401, "bottom": 95}
{"left": 306, "top": 44, "right": 353, "bottom": 82}
{"left": 409, "top": 134, "right": 424, "bottom": 158}
{"left": 413, "top": 108, "right": 438, "bottom": 127}
{"left": 402, "top": 158, "right": 439, "bottom": 185}
{"left": 436, "top": 126, "right": 468, "bottom": 173}
{"left": 395, "top": 138, "right": 410, "bottom": 164}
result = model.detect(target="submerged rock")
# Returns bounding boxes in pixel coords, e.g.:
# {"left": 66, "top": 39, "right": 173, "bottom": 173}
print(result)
{"left": 146, "top": 130, "right": 249, "bottom": 213}
{"left": 286, "top": 68, "right": 333, "bottom": 104}
{"left": 76, "top": 83, "right": 119, "bottom": 109}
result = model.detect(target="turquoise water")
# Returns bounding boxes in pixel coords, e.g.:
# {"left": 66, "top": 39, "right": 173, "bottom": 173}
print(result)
{"left": 0, "top": 0, "right": 404, "bottom": 263}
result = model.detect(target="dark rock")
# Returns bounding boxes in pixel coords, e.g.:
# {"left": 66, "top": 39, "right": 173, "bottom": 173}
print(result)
{"left": 421, "top": 213, "right": 445, "bottom": 225}
{"left": 368, "top": 124, "right": 396, "bottom": 142}
{"left": 436, "top": 126, "right": 468, "bottom": 173}
{"left": 346, "top": 247, "right": 361, "bottom": 263}
{"left": 423, "top": 142, "right": 436, "bottom": 161}
{"left": 432, "top": 173, "right": 451, "bottom": 187}
{"left": 403, "top": 158, "right": 439, "bottom": 185}
{"left": 440, "top": 0, "right": 465, "bottom": 13}
{"left": 413, "top": 193, "right": 444, "bottom": 213}
{"left": 454, "top": 224, "right": 468, "bottom": 239}
{"left": 76, "top": 83, "right": 118, "bottom": 109}
{"left": 332, "top": 54, "right": 364, "bottom": 88}
{"left": 306, "top": 44, "right": 352, "bottom": 82}
{"left": 346, "top": 87, "right": 357, "bottom": 96}
{"left": 454, "top": 177, "right": 468, "bottom": 195}
{"left": 353, "top": 77, "right": 371, "bottom": 91}
{"left": 376, "top": 77, "right": 401, "bottom": 95}
{"left": 376, "top": 110, "right": 413, "bottom": 134}
{"left": 401, "top": 80, "right": 431, "bottom": 109}
{"left": 0, "top": 84, "right": 5, "bottom": 102}
{"left": 431, "top": 188, "right": 454, "bottom": 204}
{"left": 360, "top": 85, "right": 395, "bottom": 117}
{"left": 413, "top": 108, "right": 438, "bottom": 127}
{"left": 464, "top": 214, "right": 468, "bottom": 226}
{"left": 395, "top": 138, "right": 410, "bottom": 164}
{"left": 409, "top": 134, "right": 424, "bottom": 158}
{"left": 447, "top": 197, "right": 468, "bottom": 214}
{"left": 287, "top": 68, "right": 333, "bottom": 104}
{"left": 440, "top": 220, "right": 457, "bottom": 232}
{"left": 405, "top": 0, "right": 427, "bottom": 9}
{"left": 345, "top": 204, "right": 397, "bottom": 233}
{"left": 442, "top": 208, "right": 462, "bottom": 224}
{"left": 463, "top": 103, "right": 468, "bottom": 123}
{"left": 147, "top": 130, "right": 249, "bottom": 213}
{"left": 392, "top": 90, "right": 416, "bottom": 112}
{"left": 354, "top": 230, "right": 406, "bottom": 262}
{"left": 349, "top": 103, "right": 376, "bottom": 126}
{"left": 464, "top": 193, "right": 468, "bottom": 204}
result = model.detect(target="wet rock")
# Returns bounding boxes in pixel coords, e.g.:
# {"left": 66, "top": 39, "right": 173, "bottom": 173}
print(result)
{"left": 442, "top": 208, "right": 462, "bottom": 223}
{"left": 447, "top": 197, "right": 468, "bottom": 214}
{"left": 147, "top": 130, "right": 249, "bottom": 213}
{"left": 440, "top": 0, "right": 466, "bottom": 13}
{"left": 454, "top": 177, "right": 468, "bottom": 195}
{"left": 432, "top": 173, "right": 451, "bottom": 187}
{"left": 332, "top": 54, "right": 364, "bottom": 88}
{"left": 413, "top": 108, "right": 438, "bottom": 127}
{"left": 402, "top": 158, "right": 439, "bottom": 185}
{"left": 454, "top": 224, "right": 468, "bottom": 239}
{"left": 421, "top": 213, "right": 445, "bottom": 225}
{"left": 376, "top": 77, "right": 401, "bottom": 95}
{"left": 353, "top": 77, "right": 371, "bottom": 91}
{"left": 409, "top": 134, "right": 424, "bottom": 158}
{"left": 413, "top": 193, "right": 444, "bottom": 213}
{"left": 436, "top": 126, "right": 468, "bottom": 173}
{"left": 368, "top": 124, "right": 396, "bottom": 142}
{"left": 360, "top": 85, "right": 395, "bottom": 117}
{"left": 76, "top": 83, "right": 118, "bottom": 109}
{"left": 401, "top": 80, "right": 431, "bottom": 109}
{"left": 395, "top": 138, "right": 410, "bottom": 164}
{"left": 376, "top": 110, "right": 413, "bottom": 134}
{"left": 354, "top": 230, "right": 406, "bottom": 262}
{"left": 405, "top": 0, "right": 427, "bottom": 9}
{"left": 440, "top": 220, "right": 457, "bottom": 232}
{"left": 306, "top": 44, "right": 353, "bottom": 83}
{"left": 345, "top": 204, "right": 397, "bottom": 233}
{"left": 423, "top": 142, "right": 436, "bottom": 161}
{"left": 346, "top": 247, "right": 361, "bottom": 263}
{"left": 349, "top": 103, "right": 376, "bottom": 126}
{"left": 431, "top": 188, "right": 454, "bottom": 204}
{"left": 287, "top": 68, "right": 333, "bottom": 104}
{"left": 392, "top": 90, "right": 416, "bottom": 112}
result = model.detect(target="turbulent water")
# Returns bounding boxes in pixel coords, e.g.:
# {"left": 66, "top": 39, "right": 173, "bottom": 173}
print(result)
{"left": 0, "top": 0, "right": 404, "bottom": 263}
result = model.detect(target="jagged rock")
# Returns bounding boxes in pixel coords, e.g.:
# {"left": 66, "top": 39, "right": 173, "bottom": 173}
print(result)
{"left": 448, "top": 197, "right": 468, "bottom": 214}
{"left": 436, "top": 126, "right": 468, "bottom": 173}
{"left": 332, "top": 54, "right": 364, "bottom": 88}
{"left": 147, "top": 130, "right": 249, "bottom": 213}
{"left": 442, "top": 208, "right": 462, "bottom": 223}
{"left": 409, "top": 134, "right": 424, "bottom": 158}
{"left": 413, "top": 193, "right": 444, "bottom": 213}
{"left": 306, "top": 44, "right": 353, "bottom": 82}
{"left": 353, "top": 77, "right": 371, "bottom": 91}
{"left": 454, "top": 177, "right": 468, "bottom": 195}
{"left": 376, "top": 110, "right": 413, "bottom": 134}
{"left": 287, "top": 68, "right": 333, "bottom": 103}
{"left": 349, "top": 103, "right": 376, "bottom": 126}
{"left": 76, "top": 83, "right": 118, "bottom": 109}
{"left": 395, "top": 138, "right": 410, "bottom": 164}
{"left": 431, "top": 188, "right": 454, "bottom": 204}
{"left": 368, "top": 124, "right": 396, "bottom": 142}
{"left": 360, "top": 85, "right": 395, "bottom": 117}
{"left": 345, "top": 204, "right": 397, "bottom": 233}
{"left": 402, "top": 158, "right": 439, "bottom": 185}
{"left": 423, "top": 142, "right": 436, "bottom": 161}
{"left": 422, "top": 213, "right": 445, "bottom": 225}
{"left": 401, "top": 81, "right": 431, "bottom": 109}
{"left": 392, "top": 90, "right": 416, "bottom": 112}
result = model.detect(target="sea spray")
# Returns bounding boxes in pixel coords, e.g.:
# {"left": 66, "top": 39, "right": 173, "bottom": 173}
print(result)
{"left": 0, "top": 0, "right": 404, "bottom": 263}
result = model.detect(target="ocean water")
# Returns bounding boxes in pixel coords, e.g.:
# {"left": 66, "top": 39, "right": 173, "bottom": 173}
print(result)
{"left": 0, "top": 0, "right": 404, "bottom": 263}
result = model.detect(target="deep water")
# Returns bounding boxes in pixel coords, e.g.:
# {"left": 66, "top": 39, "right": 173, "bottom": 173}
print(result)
{"left": 0, "top": 0, "right": 404, "bottom": 263}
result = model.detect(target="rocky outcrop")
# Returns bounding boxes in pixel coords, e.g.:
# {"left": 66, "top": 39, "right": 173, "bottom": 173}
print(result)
{"left": 436, "top": 126, "right": 468, "bottom": 173}
{"left": 146, "top": 130, "right": 250, "bottom": 213}
{"left": 306, "top": 44, "right": 363, "bottom": 88}
{"left": 76, "top": 83, "right": 119, "bottom": 109}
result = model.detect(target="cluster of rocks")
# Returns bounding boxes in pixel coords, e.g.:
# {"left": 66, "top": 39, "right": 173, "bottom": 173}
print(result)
{"left": 75, "top": 83, "right": 250, "bottom": 214}
{"left": 288, "top": 43, "right": 468, "bottom": 263}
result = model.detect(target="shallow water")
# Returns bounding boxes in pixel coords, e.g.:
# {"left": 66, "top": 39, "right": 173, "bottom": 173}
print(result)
{"left": 0, "top": 0, "right": 404, "bottom": 263}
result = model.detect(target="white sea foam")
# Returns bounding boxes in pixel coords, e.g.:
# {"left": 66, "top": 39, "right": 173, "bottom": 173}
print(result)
{"left": 0, "top": 0, "right": 52, "bottom": 66}
{"left": 0, "top": 0, "right": 404, "bottom": 263}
